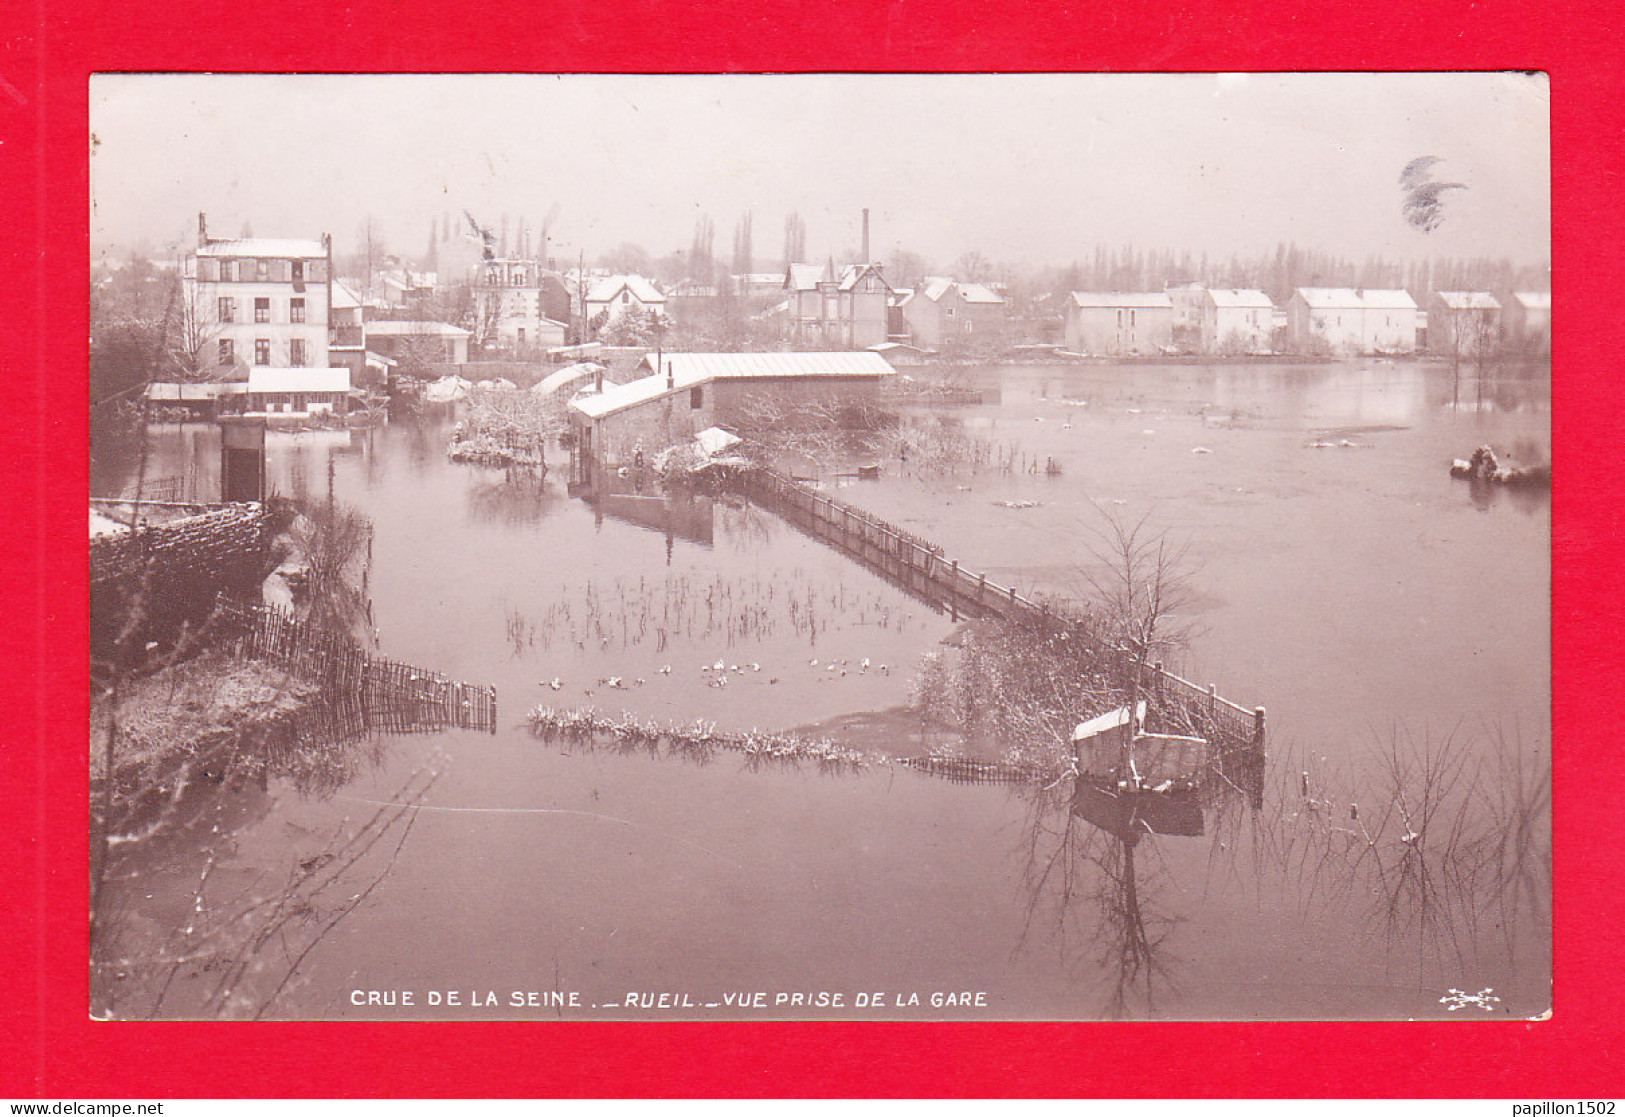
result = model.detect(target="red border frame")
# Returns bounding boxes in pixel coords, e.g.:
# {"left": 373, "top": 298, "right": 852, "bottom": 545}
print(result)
{"left": 6, "top": 0, "right": 1619, "bottom": 1098}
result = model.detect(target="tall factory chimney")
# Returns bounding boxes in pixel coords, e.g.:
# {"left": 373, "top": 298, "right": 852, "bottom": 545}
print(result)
{"left": 861, "top": 208, "right": 870, "bottom": 262}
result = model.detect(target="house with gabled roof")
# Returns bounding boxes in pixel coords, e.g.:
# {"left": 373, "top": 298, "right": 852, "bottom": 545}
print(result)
{"left": 783, "top": 262, "right": 892, "bottom": 349}
{"left": 585, "top": 274, "right": 667, "bottom": 335}
{"left": 1427, "top": 292, "right": 1501, "bottom": 356}
{"left": 1200, "top": 289, "right": 1276, "bottom": 354}
{"left": 1287, "top": 288, "right": 1418, "bottom": 355}
{"left": 901, "top": 277, "right": 1008, "bottom": 350}
{"left": 1501, "top": 290, "right": 1550, "bottom": 355}
{"left": 1064, "top": 292, "right": 1174, "bottom": 356}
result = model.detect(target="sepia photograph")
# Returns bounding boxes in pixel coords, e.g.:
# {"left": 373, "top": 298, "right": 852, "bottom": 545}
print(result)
{"left": 86, "top": 71, "right": 1551, "bottom": 1023}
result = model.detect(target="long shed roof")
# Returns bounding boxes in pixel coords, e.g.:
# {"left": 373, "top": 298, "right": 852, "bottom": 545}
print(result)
{"left": 573, "top": 351, "right": 894, "bottom": 420}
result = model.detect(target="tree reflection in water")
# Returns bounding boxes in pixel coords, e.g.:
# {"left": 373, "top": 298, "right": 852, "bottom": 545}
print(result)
{"left": 1011, "top": 721, "right": 1548, "bottom": 1017}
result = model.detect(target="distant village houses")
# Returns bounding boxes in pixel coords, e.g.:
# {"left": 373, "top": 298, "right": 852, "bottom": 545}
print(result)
{"left": 1426, "top": 292, "right": 1501, "bottom": 356}
{"left": 900, "top": 277, "right": 1008, "bottom": 350}
{"left": 586, "top": 275, "right": 667, "bottom": 335}
{"left": 1064, "top": 292, "right": 1174, "bottom": 356}
{"left": 1287, "top": 288, "right": 1418, "bottom": 355}
{"left": 1501, "top": 290, "right": 1551, "bottom": 355}
{"left": 783, "top": 262, "right": 892, "bottom": 349}
{"left": 474, "top": 257, "right": 574, "bottom": 353}
{"left": 1197, "top": 289, "right": 1275, "bottom": 354}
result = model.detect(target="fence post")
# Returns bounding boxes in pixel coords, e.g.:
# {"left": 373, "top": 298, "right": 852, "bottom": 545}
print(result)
{"left": 977, "top": 572, "right": 986, "bottom": 607}
{"left": 949, "top": 560, "right": 959, "bottom": 621}
{"left": 1253, "top": 706, "right": 1266, "bottom": 748}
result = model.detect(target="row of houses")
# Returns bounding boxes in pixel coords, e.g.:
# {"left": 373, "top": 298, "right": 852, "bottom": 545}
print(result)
{"left": 1063, "top": 286, "right": 1551, "bottom": 357}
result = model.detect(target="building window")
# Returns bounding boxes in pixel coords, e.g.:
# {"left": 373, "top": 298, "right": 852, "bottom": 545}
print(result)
{"left": 255, "top": 297, "right": 271, "bottom": 323}
{"left": 219, "top": 296, "right": 235, "bottom": 323}
{"left": 197, "top": 258, "right": 219, "bottom": 282}
{"left": 622, "top": 290, "right": 630, "bottom": 305}
{"left": 514, "top": 270, "right": 526, "bottom": 286}
{"left": 291, "top": 261, "right": 304, "bottom": 283}
{"left": 218, "top": 338, "right": 234, "bottom": 365}
{"left": 254, "top": 339, "right": 270, "bottom": 365}
{"left": 690, "top": 386, "right": 703, "bottom": 410}
{"left": 290, "top": 338, "right": 307, "bottom": 366}
{"left": 290, "top": 298, "right": 305, "bottom": 323}
{"left": 256, "top": 259, "right": 269, "bottom": 281}
{"left": 517, "top": 327, "right": 526, "bottom": 348}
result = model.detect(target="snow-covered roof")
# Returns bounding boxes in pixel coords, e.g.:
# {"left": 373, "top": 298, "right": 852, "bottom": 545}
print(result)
{"left": 892, "top": 289, "right": 916, "bottom": 308}
{"left": 921, "top": 277, "right": 955, "bottom": 302}
{"left": 247, "top": 368, "right": 351, "bottom": 394}
{"left": 694, "top": 427, "right": 743, "bottom": 456}
{"left": 956, "top": 282, "right": 1005, "bottom": 305}
{"left": 424, "top": 375, "right": 473, "bottom": 403}
{"left": 197, "top": 238, "right": 327, "bottom": 259}
{"left": 785, "top": 263, "right": 828, "bottom": 292}
{"left": 1295, "top": 287, "right": 1418, "bottom": 310}
{"left": 1511, "top": 291, "right": 1551, "bottom": 311}
{"left": 363, "top": 320, "right": 472, "bottom": 338}
{"left": 330, "top": 281, "right": 362, "bottom": 310}
{"left": 1205, "top": 288, "right": 1274, "bottom": 309}
{"left": 1069, "top": 291, "right": 1173, "bottom": 309}
{"left": 587, "top": 274, "right": 666, "bottom": 304}
{"left": 1071, "top": 701, "right": 1146, "bottom": 743}
{"left": 574, "top": 351, "right": 894, "bottom": 421}
{"left": 837, "top": 263, "right": 890, "bottom": 292}
{"left": 533, "top": 362, "right": 607, "bottom": 395}
{"left": 1433, "top": 291, "right": 1501, "bottom": 311}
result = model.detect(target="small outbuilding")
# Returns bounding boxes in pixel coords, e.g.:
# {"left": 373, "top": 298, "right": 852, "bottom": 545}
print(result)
{"left": 569, "top": 350, "right": 895, "bottom": 468}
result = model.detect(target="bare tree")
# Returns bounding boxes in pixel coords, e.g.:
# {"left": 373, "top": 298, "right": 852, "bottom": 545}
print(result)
{"left": 1081, "top": 508, "right": 1201, "bottom": 721}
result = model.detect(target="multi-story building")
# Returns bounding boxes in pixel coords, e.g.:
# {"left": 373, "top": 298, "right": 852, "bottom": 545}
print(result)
{"left": 900, "top": 277, "right": 1008, "bottom": 350}
{"left": 1199, "top": 289, "right": 1276, "bottom": 354}
{"left": 183, "top": 213, "right": 333, "bottom": 378}
{"left": 473, "top": 257, "right": 574, "bottom": 353}
{"left": 783, "top": 262, "right": 891, "bottom": 349}
{"left": 1287, "top": 288, "right": 1418, "bottom": 355}
{"left": 1064, "top": 292, "right": 1174, "bottom": 355}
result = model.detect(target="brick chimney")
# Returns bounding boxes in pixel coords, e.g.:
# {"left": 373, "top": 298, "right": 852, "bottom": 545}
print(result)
{"left": 861, "top": 208, "right": 870, "bottom": 262}
{"left": 198, "top": 211, "right": 208, "bottom": 248}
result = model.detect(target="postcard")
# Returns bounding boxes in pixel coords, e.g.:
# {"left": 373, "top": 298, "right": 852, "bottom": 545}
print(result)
{"left": 83, "top": 72, "right": 1552, "bottom": 1029}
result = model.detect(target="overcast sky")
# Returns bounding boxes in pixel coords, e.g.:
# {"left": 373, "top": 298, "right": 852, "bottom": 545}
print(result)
{"left": 90, "top": 72, "right": 1549, "bottom": 271}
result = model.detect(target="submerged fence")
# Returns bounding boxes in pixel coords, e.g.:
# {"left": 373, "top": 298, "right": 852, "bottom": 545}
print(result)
{"left": 221, "top": 601, "right": 498, "bottom": 734}
{"left": 732, "top": 465, "right": 1265, "bottom": 752}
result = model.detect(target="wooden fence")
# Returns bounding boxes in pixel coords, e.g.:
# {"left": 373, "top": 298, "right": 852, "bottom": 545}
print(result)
{"left": 223, "top": 601, "right": 497, "bottom": 734}
{"left": 733, "top": 465, "right": 1265, "bottom": 751}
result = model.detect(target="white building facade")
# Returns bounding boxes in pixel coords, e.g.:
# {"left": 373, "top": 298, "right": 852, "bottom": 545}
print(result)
{"left": 184, "top": 214, "right": 334, "bottom": 377}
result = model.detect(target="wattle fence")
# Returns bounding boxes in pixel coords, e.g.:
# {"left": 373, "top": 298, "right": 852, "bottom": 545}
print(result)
{"left": 220, "top": 600, "right": 498, "bottom": 734}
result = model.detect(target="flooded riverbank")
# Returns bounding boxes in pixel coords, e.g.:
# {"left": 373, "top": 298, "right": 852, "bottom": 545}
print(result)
{"left": 92, "top": 358, "right": 1549, "bottom": 1020}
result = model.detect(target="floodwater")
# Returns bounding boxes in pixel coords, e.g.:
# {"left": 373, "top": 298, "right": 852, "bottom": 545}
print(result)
{"left": 94, "top": 359, "right": 1550, "bottom": 1021}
